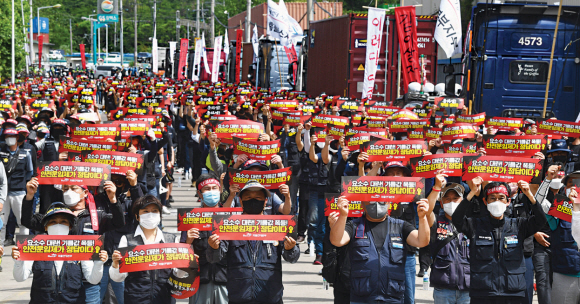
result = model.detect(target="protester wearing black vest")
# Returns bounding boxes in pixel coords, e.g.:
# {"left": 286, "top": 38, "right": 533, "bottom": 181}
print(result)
{"left": 452, "top": 177, "right": 547, "bottom": 304}
{"left": 329, "top": 196, "right": 430, "bottom": 304}
{"left": 207, "top": 180, "right": 300, "bottom": 304}
{"left": 0, "top": 128, "right": 33, "bottom": 247}
{"left": 110, "top": 195, "right": 179, "bottom": 304}
{"left": 181, "top": 174, "right": 228, "bottom": 304}
{"left": 12, "top": 202, "right": 108, "bottom": 304}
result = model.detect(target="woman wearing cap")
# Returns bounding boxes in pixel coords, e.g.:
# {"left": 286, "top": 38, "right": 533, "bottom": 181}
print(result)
{"left": 181, "top": 174, "right": 228, "bottom": 304}
{"left": 12, "top": 202, "right": 108, "bottom": 303}
{"left": 452, "top": 175, "right": 548, "bottom": 304}
{"left": 110, "top": 195, "right": 180, "bottom": 304}
{"left": 207, "top": 180, "right": 299, "bottom": 304}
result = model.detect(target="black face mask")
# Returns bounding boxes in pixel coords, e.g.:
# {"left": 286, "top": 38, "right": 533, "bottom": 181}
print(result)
{"left": 548, "top": 155, "right": 568, "bottom": 165}
{"left": 242, "top": 198, "right": 265, "bottom": 215}
{"left": 17, "top": 134, "right": 26, "bottom": 143}
{"left": 50, "top": 128, "right": 65, "bottom": 139}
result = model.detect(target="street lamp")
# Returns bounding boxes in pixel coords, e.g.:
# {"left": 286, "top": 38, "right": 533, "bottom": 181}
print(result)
{"left": 36, "top": 4, "right": 61, "bottom": 68}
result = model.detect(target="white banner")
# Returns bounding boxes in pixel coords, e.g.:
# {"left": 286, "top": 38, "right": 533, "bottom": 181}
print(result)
{"left": 152, "top": 38, "right": 158, "bottom": 74}
{"left": 267, "top": 0, "right": 292, "bottom": 47}
{"left": 212, "top": 36, "right": 223, "bottom": 83}
{"left": 223, "top": 31, "right": 230, "bottom": 59}
{"left": 201, "top": 33, "right": 211, "bottom": 74}
{"left": 193, "top": 38, "right": 202, "bottom": 81}
{"left": 169, "top": 41, "right": 177, "bottom": 64}
{"left": 278, "top": 0, "right": 304, "bottom": 45}
{"left": 435, "top": 0, "right": 462, "bottom": 58}
{"left": 361, "top": 7, "right": 385, "bottom": 100}
{"left": 252, "top": 25, "right": 259, "bottom": 63}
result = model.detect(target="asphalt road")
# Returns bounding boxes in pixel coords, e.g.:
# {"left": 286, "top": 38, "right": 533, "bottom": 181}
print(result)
{"left": 0, "top": 172, "right": 538, "bottom": 303}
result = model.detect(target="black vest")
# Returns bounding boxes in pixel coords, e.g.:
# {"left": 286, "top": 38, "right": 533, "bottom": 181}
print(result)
{"left": 551, "top": 219, "right": 580, "bottom": 275}
{"left": 193, "top": 231, "right": 227, "bottom": 284}
{"left": 41, "top": 138, "right": 59, "bottom": 161}
{"left": 469, "top": 217, "right": 526, "bottom": 298}
{"left": 226, "top": 240, "right": 284, "bottom": 303}
{"left": 123, "top": 232, "right": 176, "bottom": 304}
{"left": 430, "top": 214, "right": 470, "bottom": 290}
{"left": 30, "top": 260, "right": 84, "bottom": 304}
{"left": 0, "top": 145, "right": 29, "bottom": 191}
{"left": 307, "top": 154, "right": 328, "bottom": 187}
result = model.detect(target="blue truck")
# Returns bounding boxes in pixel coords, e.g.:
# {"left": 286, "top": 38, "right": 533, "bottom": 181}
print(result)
{"left": 467, "top": 2, "right": 580, "bottom": 121}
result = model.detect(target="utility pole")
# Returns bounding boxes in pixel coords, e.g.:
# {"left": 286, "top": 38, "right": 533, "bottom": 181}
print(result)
{"left": 210, "top": 0, "right": 215, "bottom": 47}
{"left": 120, "top": 0, "right": 124, "bottom": 65}
{"left": 106, "top": 24, "right": 108, "bottom": 55}
{"left": 245, "top": 0, "right": 251, "bottom": 42}
{"left": 69, "top": 19, "right": 73, "bottom": 54}
{"left": 90, "top": 21, "right": 94, "bottom": 56}
{"left": 29, "top": 0, "right": 33, "bottom": 67}
{"left": 134, "top": 0, "right": 138, "bottom": 66}
{"left": 11, "top": 0, "right": 15, "bottom": 82}
{"left": 307, "top": 0, "right": 313, "bottom": 29}
{"left": 98, "top": 27, "right": 101, "bottom": 61}
{"left": 153, "top": 0, "right": 157, "bottom": 39}
{"left": 196, "top": 0, "right": 200, "bottom": 38}
{"left": 176, "top": 10, "right": 180, "bottom": 41}
{"left": 21, "top": 0, "right": 28, "bottom": 74}
{"left": 114, "top": 22, "right": 116, "bottom": 48}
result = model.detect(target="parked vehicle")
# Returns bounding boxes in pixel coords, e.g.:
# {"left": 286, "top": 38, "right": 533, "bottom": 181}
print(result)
{"left": 48, "top": 50, "right": 64, "bottom": 60}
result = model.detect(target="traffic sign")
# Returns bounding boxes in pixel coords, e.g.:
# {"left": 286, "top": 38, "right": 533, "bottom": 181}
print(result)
{"left": 97, "top": 14, "right": 118, "bottom": 23}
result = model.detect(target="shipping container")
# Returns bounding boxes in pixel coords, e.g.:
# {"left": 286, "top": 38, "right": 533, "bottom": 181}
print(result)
{"left": 306, "top": 13, "right": 438, "bottom": 101}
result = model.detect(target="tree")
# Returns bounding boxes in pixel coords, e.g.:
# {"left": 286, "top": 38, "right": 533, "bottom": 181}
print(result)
{"left": 0, "top": 0, "right": 28, "bottom": 80}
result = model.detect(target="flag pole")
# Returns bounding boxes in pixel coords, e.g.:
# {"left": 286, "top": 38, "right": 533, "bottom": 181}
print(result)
{"left": 543, "top": 1, "right": 563, "bottom": 118}
{"left": 275, "top": 40, "right": 284, "bottom": 90}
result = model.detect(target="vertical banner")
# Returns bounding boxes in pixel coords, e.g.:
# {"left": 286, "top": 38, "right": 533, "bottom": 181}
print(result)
{"left": 362, "top": 8, "right": 385, "bottom": 100}
{"left": 284, "top": 45, "right": 298, "bottom": 83}
{"left": 434, "top": 0, "right": 462, "bottom": 58}
{"left": 169, "top": 41, "right": 177, "bottom": 76}
{"left": 80, "top": 44, "right": 87, "bottom": 70}
{"left": 152, "top": 38, "right": 158, "bottom": 74}
{"left": 38, "top": 35, "right": 44, "bottom": 69}
{"left": 395, "top": 6, "right": 420, "bottom": 91}
{"left": 223, "top": 30, "right": 230, "bottom": 59}
{"left": 177, "top": 38, "right": 189, "bottom": 80}
{"left": 235, "top": 29, "right": 243, "bottom": 84}
{"left": 193, "top": 38, "right": 202, "bottom": 81}
{"left": 211, "top": 36, "right": 223, "bottom": 83}
{"left": 252, "top": 25, "right": 259, "bottom": 63}
{"left": 201, "top": 33, "right": 211, "bottom": 74}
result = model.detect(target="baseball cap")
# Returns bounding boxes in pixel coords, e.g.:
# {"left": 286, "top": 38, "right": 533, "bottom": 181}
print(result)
{"left": 242, "top": 159, "right": 269, "bottom": 171}
{"left": 440, "top": 183, "right": 465, "bottom": 199}
{"left": 3, "top": 128, "right": 18, "bottom": 135}
{"left": 548, "top": 139, "right": 571, "bottom": 155}
{"left": 16, "top": 123, "right": 29, "bottom": 134}
{"left": 41, "top": 202, "right": 76, "bottom": 228}
{"left": 238, "top": 180, "right": 271, "bottom": 198}
{"left": 383, "top": 161, "right": 411, "bottom": 176}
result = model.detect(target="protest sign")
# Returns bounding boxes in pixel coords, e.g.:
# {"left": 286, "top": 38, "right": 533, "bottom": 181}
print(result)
{"left": 214, "top": 120, "right": 263, "bottom": 144}
{"left": 462, "top": 155, "right": 543, "bottom": 183}
{"left": 409, "top": 154, "right": 464, "bottom": 177}
{"left": 341, "top": 176, "right": 425, "bottom": 202}
{"left": 233, "top": 138, "right": 281, "bottom": 161}
{"left": 16, "top": 235, "right": 104, "bottom": 261}
{"left": 81, "top": 150, "right": 144, "bottom": 175}
{"left": 482, "top": 135, "right": 548, "bottom": 157}
{"left": 118, "top": 243, "right": 198, "bottom": 273}
{"left": 548, "top": 194, "right": 573, "bottom": 223}
{"left": 37, "top": 161, "right": 111, "bottom": 186}
{"left": 177, "top": 207, "right": 243, "bottom": 231}
{"left": 324, "top": 193, "right": 363, "bottom": 217}
{"left": 228, "top": 167, "right": 292, "bottom": 190}
{"left": 212, "top": 214, "right": 297, "bottom": 241}
{"left": 361, "top": 140, "right": 427, "bottom": 162}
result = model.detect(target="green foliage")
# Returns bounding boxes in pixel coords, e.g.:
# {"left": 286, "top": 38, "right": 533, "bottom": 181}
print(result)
{"left": 0, "top": 0, "right": 29, "bottom": 80}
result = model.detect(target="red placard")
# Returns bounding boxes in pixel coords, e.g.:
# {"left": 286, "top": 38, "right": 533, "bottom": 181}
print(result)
{"left": 441, "top": 123, "right": 476, "bottom": 143}
{"left": 177, "top": 39, "right": 189, "bottom": 80}
{"left": 269, "top": 99, "right": 298, "bottom": 109}
{"left": 409, "top": 154, "right": 464, "bottom": 178}
{"left": 462, "top": 155, "right": 543, "bottom": 184}
{"left": 27, "top": 98, "right": 54, "bottom": 110}
{"left": 312, "top": 114, "right": 349, "bottom": 128}
{"left": 169, "top": 269, "right": 200, "bottom": 299}
{"left": 80, "top": 44, "right": 86, "bottom": 69}
{"left": 115, "top": 120, "right": 150, "bottom": 137}
{"left": 345, "top": 126, "right": 387, "bottom": 137}
{"left": 38, "top": 35, "right": 43, "bottom": 68}
{"left": 0, "top": 99, "right": 16, "bottom": 111}
{"left": 434, "top": 97, "right": 465, "bottom": 110}
{"left": 177, "top": 207, "right": 243, "bottom": 231}
{"left": 537, "top": 119, "right": 580, "bottom": 138}
{"left": 72, "top": 124, "right": 120, "bottom": 141}
{"left": 390, "top": 109, "right": 419, "bottom": 120}
{"left": 388, "top": 119, "right": 430, "bottom": 132}
{"left": 324, "top": 193, "right": 363, "bottom": 217}
{"left": 37, "top": 161, "right": 111, "bottom": 187}
{"left": 361, "top": 139, "right": 427, "bottom": 162}
{"left": 444, "top": 141, "right": 479, "bottom": 154}
{"left": 345, "top": 133, "right": 386, "bottom": 151}
{"left": 327, "top": 125, "right": 345, "bottom": 140}
{"left": 283, "top": 114, "right": 311, "bottom": 127}
{"left": 235, "top": 30, "right": 243, "bottom": 84}
{"left": 365, "top": 105, "right": 400, "bottom": 117}
{"left": 341, "top": 176, "right": 425, "bottom": 202}
{"left": 394, "top": 6, "right": 420, "bottom": 90}
{"left": 228, "top": 167, "right": 292, "bottom": 190}
{"left": 407, "top": 128, "right": 425, "bottom": 140}
{"left": 80, "top": 150, "right": 144, "bottom": 175}
{"left": 117, "top": 243, "right": 198, "bottom": 273}
{"left": 214, "top": 120, "right": 263, "bottom": 144}
{"left": 482, "top": 135, "right": 548, "bottom": 157}
{"left": 233, "top": 138, "right": 281, "bottom": 161}
{"left": 425, "top": 127, "right": 442, "bottom": 139}
{"left": 59, "top": 136, "right": 122, "bottom": 153}
{"left": 486, "top": 117, "right": 524, "bottom": 131}
{"left": 548, "top": 194, "right": 573, "bottom": 223}
{"left": 212, "top": 214, "right": 297, "bottom": 241}
{"left": 365, "top": 117, "right": 388, "bottom": 128}
{"left": 456, "top": 112, "right": 486, "bottom": 126}
{"left": 16, "top": 235, "right": 103, "bottom": 261}
{"left": 336, "top": 99, "right": 362, "bottom": 112}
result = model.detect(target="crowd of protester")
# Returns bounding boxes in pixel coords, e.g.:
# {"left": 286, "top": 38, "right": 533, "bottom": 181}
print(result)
{"left": 0, "top": 68, "right": 580, "bottom": 304}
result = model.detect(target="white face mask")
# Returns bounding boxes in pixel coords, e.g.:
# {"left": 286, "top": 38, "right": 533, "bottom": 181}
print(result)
{"left": 566, "top": 188, "right": 572, "bottom": 197}
{"left": 63, "top": 190, "right": 81, "bottom": 207}
{"left": 47, "top": 223, "right": 70, "bottom": 235}
{"left": 487, "top": 201, "right": 507, "bottom": 217}
{"left": 443, "top": 202, "right": 461, "bottom": 216}
{"left": 5, "top": 137, "right": 16, "bottom": 146}
{"left": 139, "top": 212, "right": 160, "bottom": 230}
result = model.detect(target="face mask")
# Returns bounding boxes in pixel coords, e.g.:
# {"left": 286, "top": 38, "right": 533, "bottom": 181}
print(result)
{"left": 242, "top": 198, "right": 265, "bottom": 215}
{"left": 202, "top": 190, "right": 221, "bottom": 207}
{"left": 5, "top": 137, "right": 16, "bottom": 146}
{"left": 139, "top": 212, "right": 161, "bottom": 229}
{"left": 487, "top": 201, "right": 507, "bottom": 217}
{"left": 17, "top": 134, "right": 26, "bottom": 143}
{"left": 51, "top": 128, "right": 65, "bottom": 139}
{"left": 549, "top": 155, "right": 568, "bottom": 165}
{"left": 37, "top": 132, "right": 47, "bottom": 139}
{"left": 443, "top": 202, "right": 460, "bottom": 216}
{"left": 550, "top": 179, "right": 562, "bottom": 190}
{"left": 566, "top": 188, "right": 572, "bottom": 197}
{"left": 63, "top": 190, "right": 81, "bottom": 207}
{"left": 47, "top": 223, "right": 70, "bottom": 236}
{"left": 509, "top": 184, "right": 518, "bottom": 196}
{"left": 364, "top": 202, "right": 389, "bottom": 220}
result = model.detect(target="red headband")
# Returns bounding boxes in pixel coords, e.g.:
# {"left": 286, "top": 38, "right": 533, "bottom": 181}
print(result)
{"left": 485, "top": 186, "right": 509, "bottom": 197}
{"left": 197, "top": 178, "right": 220, "bottom": 191}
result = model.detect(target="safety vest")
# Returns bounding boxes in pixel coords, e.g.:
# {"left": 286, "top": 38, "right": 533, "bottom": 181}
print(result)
{"left": 30, "top": 260, "right": 84, "bottom": 303}
{"left": 551, "top": 219, "right": 580, "bottom": 275}
{"left": 430, "top": 214, "right": 470, "bottom": 290}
